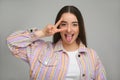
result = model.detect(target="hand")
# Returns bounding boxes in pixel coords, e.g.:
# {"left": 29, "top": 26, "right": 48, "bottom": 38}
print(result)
{"left": 42, "top": 18, "right": 66, "bottom": 37}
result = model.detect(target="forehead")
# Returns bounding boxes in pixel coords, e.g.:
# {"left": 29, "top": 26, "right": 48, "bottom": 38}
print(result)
{"left": 61, "top": 13, "right": 78, "bottom": 22}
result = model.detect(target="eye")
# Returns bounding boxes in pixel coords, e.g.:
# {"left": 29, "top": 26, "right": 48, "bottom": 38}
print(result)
{"left": 72, "top": 23, "right": 78, "bottom": 27}
{"left": 60, "top": 23, "right": 67, "bottom": 27}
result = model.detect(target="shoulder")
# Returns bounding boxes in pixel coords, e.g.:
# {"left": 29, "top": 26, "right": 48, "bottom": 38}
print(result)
{"left": 79, "top": 42, "right": 97, "bottom": 57}
{"left": 86, "top": 47, "right": 102, "bottom": 65}
{"left": 86, "top": 47, "right": 98, "bottom": 58}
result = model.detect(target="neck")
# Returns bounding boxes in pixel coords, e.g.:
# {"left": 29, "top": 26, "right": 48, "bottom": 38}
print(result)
{"left": 62, "top": 42, "right": 79, "bottom": 52}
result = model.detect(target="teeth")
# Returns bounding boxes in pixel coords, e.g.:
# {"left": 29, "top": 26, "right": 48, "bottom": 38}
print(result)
{"left": 67, "top": 35, "right": 72, "bottom": 37}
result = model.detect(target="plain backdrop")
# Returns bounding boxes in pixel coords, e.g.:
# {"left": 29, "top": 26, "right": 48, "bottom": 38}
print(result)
{"left": 0, "top": 0, "right": 120, "bottom": 80}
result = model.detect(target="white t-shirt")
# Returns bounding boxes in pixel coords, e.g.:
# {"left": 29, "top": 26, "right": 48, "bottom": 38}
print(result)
{"left": 65, "top": 49, "right": 80, "bottom": 80}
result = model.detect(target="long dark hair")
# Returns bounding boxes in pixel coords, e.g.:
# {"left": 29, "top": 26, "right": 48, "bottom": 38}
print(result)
{"left": 53, "top": 5, "right": 87, "bottom": 47}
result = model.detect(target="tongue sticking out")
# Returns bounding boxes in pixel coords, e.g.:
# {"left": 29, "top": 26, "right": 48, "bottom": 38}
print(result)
{"left": 66, "top": 35, "right": 72, "bottom": 42}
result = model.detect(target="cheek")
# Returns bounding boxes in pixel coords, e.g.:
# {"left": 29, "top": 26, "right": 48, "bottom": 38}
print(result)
{"left": 75, "top": 28, "right": 79, "bottom": 37}
{"left": 75, "top": 27, "right": 79, "bottom": 33}
{"left": 60, "top": 32, "right": 64, "bottom": 37}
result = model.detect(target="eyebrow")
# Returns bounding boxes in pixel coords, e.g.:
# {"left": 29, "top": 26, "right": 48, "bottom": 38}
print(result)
{"left": 61, "top": 21, "right": 78, "bottom": 23}
{"left": 61, "top": 21, "right": 67, "bottom": 23}
{"left": 72, "top": 21, "right": 78, "bottom": 24}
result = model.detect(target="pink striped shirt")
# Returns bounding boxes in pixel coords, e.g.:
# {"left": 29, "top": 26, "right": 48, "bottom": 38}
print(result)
{"left": 7, "top": 28, "right": 106, "bottom": 80}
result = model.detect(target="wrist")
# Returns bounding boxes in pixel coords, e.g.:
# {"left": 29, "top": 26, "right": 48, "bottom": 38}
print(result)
{"left": 34, "top": 29, "right": 46, "bottom": 38}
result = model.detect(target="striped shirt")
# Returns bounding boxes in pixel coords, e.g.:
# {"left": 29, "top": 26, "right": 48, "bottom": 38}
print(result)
{"left": 7, "top": 28, "right": 107, "bottom": 80}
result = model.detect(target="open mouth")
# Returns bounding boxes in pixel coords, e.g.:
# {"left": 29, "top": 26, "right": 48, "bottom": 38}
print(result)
{"left": 65, "top": 34, "right": 74, "bottom": 42}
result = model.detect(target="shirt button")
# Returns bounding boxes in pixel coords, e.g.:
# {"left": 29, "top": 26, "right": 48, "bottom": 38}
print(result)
{"left": 78, "top": 54, "right": 81, "bottom": 57}
{"left": 30, "top": 29, "right": 33, "bottom": 32}
{"left": 82, "top": 74, "right": 85, "bottom": 77}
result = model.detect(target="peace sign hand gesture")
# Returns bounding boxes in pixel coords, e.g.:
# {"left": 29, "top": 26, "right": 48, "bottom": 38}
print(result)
{"left": 38, "top": 18, "right": 66, "bottom": 37}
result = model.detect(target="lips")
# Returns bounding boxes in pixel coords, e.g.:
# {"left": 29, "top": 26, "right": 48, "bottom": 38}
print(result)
{"left": 65, "top": 34, "right": 74, "bottom": 42}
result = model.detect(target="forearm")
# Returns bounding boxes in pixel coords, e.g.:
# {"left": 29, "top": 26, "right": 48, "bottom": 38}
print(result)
{"left": 7, "top": 28, "right": 44, "bottom": 47}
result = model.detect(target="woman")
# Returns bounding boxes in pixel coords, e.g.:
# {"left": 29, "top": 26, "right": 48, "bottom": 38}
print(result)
{"left": 7, "top": 5, "right": 106, "bottom": 80}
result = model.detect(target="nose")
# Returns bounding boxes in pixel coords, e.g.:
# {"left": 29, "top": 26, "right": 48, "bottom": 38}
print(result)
{"left": 67, "top": 25, "right": 71, "bottom": 32}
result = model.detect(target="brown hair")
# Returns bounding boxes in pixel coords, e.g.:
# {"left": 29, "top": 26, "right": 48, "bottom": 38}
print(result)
{"left": 53, "top": 5, "right": 87, "bottom": 47}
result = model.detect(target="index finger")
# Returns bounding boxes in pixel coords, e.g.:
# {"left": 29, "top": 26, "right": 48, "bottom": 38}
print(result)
{"left": 55, "top": 18, "right": 63, "bottom": 28}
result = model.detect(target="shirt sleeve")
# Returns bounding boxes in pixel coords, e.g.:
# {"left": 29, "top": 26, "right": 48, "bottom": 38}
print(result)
{"left": 7, "top": 28, "right": 39, "bottom": 62}
{"left": 94, "top": 51, "right": 107, "bottom": 80}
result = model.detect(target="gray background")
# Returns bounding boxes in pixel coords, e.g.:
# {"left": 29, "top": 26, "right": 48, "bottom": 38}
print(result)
{"left": 0, "top": 0, "right": 120, "bottom": 80}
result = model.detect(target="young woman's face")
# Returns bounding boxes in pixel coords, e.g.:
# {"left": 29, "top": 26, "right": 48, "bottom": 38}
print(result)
{"left": 60, "top": 13, "right": 79, "bottom": 45}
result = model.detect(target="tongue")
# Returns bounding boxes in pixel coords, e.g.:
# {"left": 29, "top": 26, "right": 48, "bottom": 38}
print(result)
{"left": 66, "top": 36, "right": 72, "bottom": 42}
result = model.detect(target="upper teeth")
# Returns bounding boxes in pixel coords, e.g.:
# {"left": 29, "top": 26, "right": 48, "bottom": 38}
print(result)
{"left": 66, "top": 34, "right": 73, "bottom": 37}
